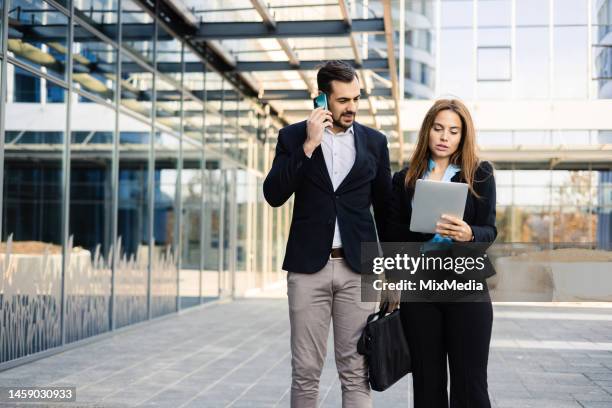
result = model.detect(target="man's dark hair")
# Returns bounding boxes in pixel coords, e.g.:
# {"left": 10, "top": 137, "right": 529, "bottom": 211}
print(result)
{"left": 317, "top": 60, "right": 359, "bottom": 95}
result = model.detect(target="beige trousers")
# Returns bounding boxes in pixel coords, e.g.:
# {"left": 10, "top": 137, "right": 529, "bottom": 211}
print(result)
{"left": 287, "top": 258, "right": 377, "bottom": 408}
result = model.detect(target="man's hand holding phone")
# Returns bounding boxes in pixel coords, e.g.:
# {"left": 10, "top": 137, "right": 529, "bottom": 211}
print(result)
{"left": 304, "top": 101, "right": 332, "bottom": 157}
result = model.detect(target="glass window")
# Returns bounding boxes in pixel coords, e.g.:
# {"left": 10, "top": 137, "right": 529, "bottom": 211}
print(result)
{"left": 405, "top": 30, "right": 413, "bottom": 48}
{"left": 183, "top": 47, "right": 205, "bottom": 95}
{"left": 115, "top": 105, "right": 150, "bottom": 327}
{"left": 408, "top": 29, "right": 433, "bottom": 53}
{"left": 155, "top": 25, "right": 182, "bottom": 131}
{"left": 14, "top": 66, "right": 41, "bottom": 102}
{"left": 553, "top": 206, "right": 596, "bottom": 243}
{"left": 407, "top": 0, "right": 426, "bottom": 15}
{"left": 439, "top": 28, "right": 474, "bottom": 98}
{"left": 419, "top": 62, "right": 429, "bottom": 86}
{"left": 239, "top": 104, "right": 257, "bottom": 165}
{"left": 66, "top": 93, "right": 114, "bottom": 343}
{"left": 0, "top": 0, "right": 4, "bottom": 54}
{"left": 516, "top": 0, "right": 548, "bottom": 26}
{"left": 221, "top": 168, "right": 232, "bottom": 294}
{"left": 72, "top": 24, "right": 117, "bottom": 102}
{"left": 155, "top": 76, "right": 182, "bottom": 133}
{"left": 512, "top": 173, "right": 553, "bottom": 202}
{"left": 118, "top": 56, "right": 151, "bottom": 296}
{"left": 46, "top": 81, "right": 66, "bottom": 102}
{"left": 597, "top": 0, "right": 612, "bottom": 41}
{"left": 2, "top": 83, "right": 66, "bottom": 361}
{"left": 478, "top": 27, "right": 510, "bottom": 47}
{"left": 594, "top": 45, "right": 611, "bottom": 98}
{"left": 476, "top": 80, "right": 512, "bottom": 99}
{"left": 71, "top": 96, "right": 116, "bottom": 148}
{"left": 270, "top": 203, "right": 278, "bottom": 277}
{"left": 222, "top": 95, "right": 244, "bottom": 162}
{"left": 255, "top": 178, "right": 265, "bottom": 284}
{"left": 512, "top": 207, "right": 552, "bottom": 243}
{"left": 516, "top": 27, "right": 549, "bottom": 98}
{"left": 477, "top": 131, "right": 513, "bottom": 146}
{"left": 157, "top": 24, "right": 182, "bottom": 64}
{"left": 235, "top": 170, "right": 250, "bottom": 274}
{"left": 424, "top": 30, "right": 433, "bottom": 53}
{"left": 203, "top": 165, "right": 222, "bottom": 276}
{"left": 151, "top": 127, "right": 179, "bottom": 317}
{"left": 74, "top": 0, "right": 119, "bottom": 40}
{"left": 179, "top": 146, "right": 204, "bottom": 307}
{"left": 204, "top": 73, "right": 225, "bottom": 154}
{"left": 122, "top": 0, "right": 154, "bottom": 65}
{"left": 151, "top": 17, "right": 181, "bottom": 314}
{"left": 183, "top": 98, "right": 204, "bottom": 141}
{"left": 554, "top": 27, "right": 588, "bottom": 99}
{"left": 440, "top": 0, "right": 472, "bottom": 28}
{"left": 71, "top": 131, "right": 112, "bottom": 143}
{"left": 9, "top": 131, "right": 62, "bottom": 144}
{"left": 477, "top": 0, "right": 511, "bottom": 27}
{"left": 120, "top": 53, "right": 154, "bottom": 121}
{"left": 8, "top": 0, "right": 68, "bottom": 80}
{"left": 553, "top": 130, "right": 590, "bottom": 145}
{"left": 477, "top": 47, "right": 511, "bottom": 81}
{"left": 554, "top": 0, "right": 588, "bottom": 26}
{"left": 513, "top": 131, "right": 551, "bottom": 145}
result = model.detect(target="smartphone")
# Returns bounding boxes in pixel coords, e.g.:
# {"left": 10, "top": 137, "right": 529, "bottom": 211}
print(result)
{"left": 313, "top": 93, "right": 328, "bottom": 110}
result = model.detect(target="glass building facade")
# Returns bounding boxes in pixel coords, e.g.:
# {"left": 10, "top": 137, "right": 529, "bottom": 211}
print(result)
{"left": 393, "top": 0, "right": 612, "bottom": 246}
{"left": 0, "top": 0, "right": 293, "bottom": 364}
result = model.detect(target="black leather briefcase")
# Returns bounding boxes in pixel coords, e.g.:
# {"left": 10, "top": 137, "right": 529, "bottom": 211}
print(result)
{"left": 357, "top": 303, "right": 411, "bottom": 392}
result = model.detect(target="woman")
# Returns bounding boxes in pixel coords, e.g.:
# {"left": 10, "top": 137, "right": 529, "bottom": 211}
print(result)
{"left": 386, "top": 99, "right": 497, "bottom": 408}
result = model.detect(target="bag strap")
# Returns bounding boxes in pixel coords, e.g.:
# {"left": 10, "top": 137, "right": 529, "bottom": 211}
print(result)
{"left": 376, "top": 301, "right": 389, "bottom": 320}
{"left": 365, "top": 302, "right": 396, "bottom": 327}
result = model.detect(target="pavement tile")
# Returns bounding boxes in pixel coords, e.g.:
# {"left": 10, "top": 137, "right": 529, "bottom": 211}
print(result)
{"left": 0, "top": 300, "right": 611, "bottom": 407}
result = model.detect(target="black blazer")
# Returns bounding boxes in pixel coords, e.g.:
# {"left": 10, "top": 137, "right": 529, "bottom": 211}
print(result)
{"left": 386, "top": 161, "right": 497, "bottom": 245}
{"left": 263, "top": 120, "right": 392, "bottom": 274}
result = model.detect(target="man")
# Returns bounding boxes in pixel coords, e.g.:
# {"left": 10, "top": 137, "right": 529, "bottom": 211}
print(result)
{"left": 263, "top": 60, "right": 392, "bottom": 408}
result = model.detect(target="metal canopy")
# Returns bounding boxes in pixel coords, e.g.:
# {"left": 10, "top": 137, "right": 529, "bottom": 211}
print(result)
{"left": 118, "top": 58, "right": 389, "bottom": 74}
{"left": 8, "top": 0, "right": 399, "bottom": 143}
{"left": 119, "top": 0, "right": 400, "bottom": 141}
{"left": 129, "top": 0, "right": 400, "bottom": 140}
{"left": 192, "top": 19, "right": 385, "bottom": 41}
{"left": 21, "top": 18, "right": 384, "bottom": 42}
{"left": 151, "top": 88, "right": 391, "bottom": 102}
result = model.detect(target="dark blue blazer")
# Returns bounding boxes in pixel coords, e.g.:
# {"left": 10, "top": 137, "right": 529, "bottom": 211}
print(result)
{"left": 386, "top": 161, "right": 497, "bottom": 244}
{"left": 386, "top": 161, "right": 498, "bottom": 281}
{"left": 263, "top": 120, "right": 392, "bottom": 274}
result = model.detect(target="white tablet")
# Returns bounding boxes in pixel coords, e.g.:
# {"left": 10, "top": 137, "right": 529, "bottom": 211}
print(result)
{"left": 409, "top": 179, "right": 468, "bottom": 234}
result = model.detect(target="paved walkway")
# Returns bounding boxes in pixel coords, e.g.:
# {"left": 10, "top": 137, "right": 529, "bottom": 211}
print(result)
{"left": 0, "top": 298, "right": 611, "bottom": 407}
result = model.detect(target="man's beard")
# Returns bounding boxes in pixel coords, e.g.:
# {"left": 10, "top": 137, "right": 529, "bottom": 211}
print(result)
{"left": 333, "top": 112, "right": 356, "bottom": 131}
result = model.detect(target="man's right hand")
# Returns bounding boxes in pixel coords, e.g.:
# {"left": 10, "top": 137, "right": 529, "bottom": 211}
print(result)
{"left": 304, "top": 108, "right": 332, "bottom": 157}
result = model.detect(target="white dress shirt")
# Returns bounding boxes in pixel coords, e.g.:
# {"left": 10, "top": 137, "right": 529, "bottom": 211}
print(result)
{"left": 320, "top": 126, "right": 356, "bottom": 248}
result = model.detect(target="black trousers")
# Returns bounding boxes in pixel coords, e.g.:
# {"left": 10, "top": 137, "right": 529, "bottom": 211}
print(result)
{"left": 400, "top": 300, "right": 493, "bottom": 408}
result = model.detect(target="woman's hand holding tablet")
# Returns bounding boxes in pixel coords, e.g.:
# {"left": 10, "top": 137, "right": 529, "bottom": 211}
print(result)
{"left": 436, "top": 214, "right": 474, "bottom": 241}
